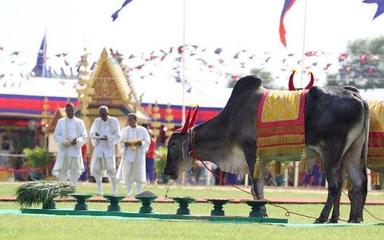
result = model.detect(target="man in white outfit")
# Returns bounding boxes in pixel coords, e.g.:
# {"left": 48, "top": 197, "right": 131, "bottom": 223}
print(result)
{"left": 117, "top": 113, "right": 150, "bottom": 196}
{"left": 52, "top": 103, "right": 87, "bottom": 187}
{"left": 90, "top": 106, "right": 120, "bottom": 195}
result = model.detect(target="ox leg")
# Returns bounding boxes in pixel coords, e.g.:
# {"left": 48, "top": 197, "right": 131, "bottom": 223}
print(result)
{"left": 253, "top": 158, "right": 269, "bottom": 217}
{"left": 251, "top": 177, "right": 267, "bottom": 217}
{"left": 346, "top": 167, "right": 365, "bottom": 223}
{"left": 344, "top": 131, "right": 366, "bottom": 223}
{"left": 315, "top": 145, "right": 343, "bottom": 224}
{"left": 361, "top": 167, "right": 368, "bottom": 220}
{"left": 243, "top": 143, "right": 267, "bottom": 217}
{"left": 315, "top": 166, "right": 343, "bottom": 223}
{"left": 253, "top": 178, "right": 265, "bottom": 199}
{"left": 347, "top": 170, "right": 367, "bottom": 223}
{"left": 328, "top": 171, "right": 343, "bottom": 223}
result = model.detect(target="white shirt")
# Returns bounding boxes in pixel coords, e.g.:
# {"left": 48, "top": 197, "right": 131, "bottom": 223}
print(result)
{"left": 54, "top": 117, "right": 87, "bottom": 158}
{"left": 120, "top": 125, "right": 150, "bottom": 162}
{"left": 90, "top": 117, "right": 120, "bottom": 158}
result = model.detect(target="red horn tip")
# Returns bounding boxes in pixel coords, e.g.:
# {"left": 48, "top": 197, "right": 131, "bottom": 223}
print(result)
{"left": 305, "top": 72, "right": 314, "bottom": 89}
{"left": 188, "top": 106, "right": 199, "bottom": 129}
{"left": 288, "top": 70, "right": 296, "bottom": 91}
{"left": 180, "top": 108, "right": 192, "bottom": 133}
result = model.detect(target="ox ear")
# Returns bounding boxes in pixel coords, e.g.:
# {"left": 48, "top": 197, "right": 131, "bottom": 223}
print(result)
{"left": 180, "top": 108, "right": 192, "bottom": 133}
{"left": 188, "top": 106, "right": 199, "bottom": 129}
{"left": 288, "top": 70, "right": 296, "bottom": 91}
{"left": 305, "top": 72, "right": 314, "bottom": 89}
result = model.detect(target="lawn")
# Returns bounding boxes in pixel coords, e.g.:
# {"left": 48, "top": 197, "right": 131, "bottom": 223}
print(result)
{"left": 2, "top": 181, "right": 384, "bottom": 200}
{"left": 0, "top": 182, "right": 384, "bottom": 240}
{"left": 1, "top": 214, "right": 383, "bottom": 240}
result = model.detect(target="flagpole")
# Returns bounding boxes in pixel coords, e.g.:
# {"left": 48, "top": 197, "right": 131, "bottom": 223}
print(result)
{"left": 181, "top": 0, "right": 186, "bottom": 124}
{"left": 299, "top": 0, "right": 308, "bottom": 87}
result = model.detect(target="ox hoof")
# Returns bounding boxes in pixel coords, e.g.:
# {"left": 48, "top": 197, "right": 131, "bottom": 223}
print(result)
{"left": 348, "top": 218, "right": 362, "bottom": 224}
{"left": 314, "top": 218, "right": 327, "bottom": 224}
{"left": 327, "top": 219, "right": 338, "bottom": 224}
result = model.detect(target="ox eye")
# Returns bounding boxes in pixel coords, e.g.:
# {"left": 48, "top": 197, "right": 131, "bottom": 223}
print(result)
{"left": 171, "top": 142, "right": 177, "bottom": 147}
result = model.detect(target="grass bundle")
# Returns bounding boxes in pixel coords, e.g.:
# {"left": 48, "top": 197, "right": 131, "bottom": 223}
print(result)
{"left": 16, "top": 181, "right": 75, "bottom": 208}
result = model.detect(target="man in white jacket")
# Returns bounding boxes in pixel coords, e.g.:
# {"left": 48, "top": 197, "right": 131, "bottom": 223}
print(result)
{"left": 52, "top": 103, "right": 87, "bottom": 187}
{"left": 117, "top": 113, "right": 150, "bottom": 196}
{"left": 90, "top": 106, "right": 120, "bottom": 195}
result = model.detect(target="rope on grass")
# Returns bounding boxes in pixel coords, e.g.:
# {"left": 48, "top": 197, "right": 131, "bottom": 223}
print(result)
{"left": 197, "top": 157, "right": 349, "bottom": 222}
{"left": 342, "top": 190, "right": 384, "bottom": 222}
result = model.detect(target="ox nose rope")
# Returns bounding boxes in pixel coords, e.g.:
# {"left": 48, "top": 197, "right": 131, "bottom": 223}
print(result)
{"left": 189, "top": 129, "right": 347, "bottom": 222}
{"left": 196, "top": 156, "right": 348, "bottom": 222}
{"left": 164, "top": 129, "right": 383, "bottom": 223}
{"left": 185, "top": 129, "right": 334, "bottom": 221}
{"left": 185, "top": 129, "right": 349, "bottom": 222}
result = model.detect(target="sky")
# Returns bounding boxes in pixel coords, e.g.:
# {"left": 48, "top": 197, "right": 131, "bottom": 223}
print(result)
{"left": 0, "top": 0, "right": 382, "bottom": 54}
{"left": 0, "top": 0, "right": 383, "bottom": 106}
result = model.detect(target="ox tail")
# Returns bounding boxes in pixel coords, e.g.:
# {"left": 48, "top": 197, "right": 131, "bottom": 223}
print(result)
{"left": 362, "top": 99, "right": 369, "bottom": 169}
{"left": 361, "top": 98, "right": 369, "bottom": 206}
{"left": 347, "top": 88, "right": 369, "bottom": 208}
{"left": 350, "top": 88, "right": 369, "bottom": 167}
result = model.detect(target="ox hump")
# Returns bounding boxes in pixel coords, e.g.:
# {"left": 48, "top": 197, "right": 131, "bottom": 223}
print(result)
{"left": 231, "top": 75, "right": 262, "bottom": 98}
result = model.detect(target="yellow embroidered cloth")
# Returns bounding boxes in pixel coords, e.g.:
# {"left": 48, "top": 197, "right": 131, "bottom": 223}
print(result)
{"left": 368, "top": 100, "right": 384, "bottom": 169}
{"left": 259, "top": 90, "right": 303, "bottom": 123}
{"left": 256, "top": 90, "right": 306, "bottom": 159}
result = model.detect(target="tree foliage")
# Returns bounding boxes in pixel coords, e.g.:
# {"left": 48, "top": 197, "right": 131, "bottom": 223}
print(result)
{"left": 327, "top": 36, "right": 384, "bottom": 89}
{"left": 227, "top": 68, "right": 274, "bottom": 88}
{"left": 23, "top": 147, "right": 50, "bottom": 168}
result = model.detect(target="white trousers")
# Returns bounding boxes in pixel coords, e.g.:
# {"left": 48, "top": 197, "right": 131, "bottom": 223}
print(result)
{"left": 121, "top": 161, "right": 145, "bottom": 196}
{"left": 91, "top": 157, "right": 117, "bottom": 195}
{"left": 58, "top": 156, "right": 82, "bottom": 187}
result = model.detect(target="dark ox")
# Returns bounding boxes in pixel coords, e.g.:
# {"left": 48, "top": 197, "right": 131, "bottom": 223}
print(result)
{"left": 164, "top": 75, "right": 369, "bottom": 223}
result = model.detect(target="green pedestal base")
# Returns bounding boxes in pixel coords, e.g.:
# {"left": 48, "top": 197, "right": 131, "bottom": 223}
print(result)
{"left": 207, "top": 199, "right": 230, "bottom": 216}
{"left": 20, "top": 208, "right": 288, "bottom": 224}
{"left": 71, "top": 194, "right": 93, "bottom": 211}
{"left": 135, "top": 191, "right": 158, "bottom": 214}
{"left": 104, "top": 195, "right": 125, "bottom": 212}
{"left": 173, "top": 197, "right": 195, "bottom": 215}
{"left": 244, "top": 200, "right": 267, "bottom": 218}
{"left": 136, "top": 197, "right": 156, "bottom": 214}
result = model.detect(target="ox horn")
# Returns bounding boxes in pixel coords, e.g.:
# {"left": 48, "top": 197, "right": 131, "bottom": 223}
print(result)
{"left": 305, "top": 72, "right": 314, "bottom": 89}
{"left": 288, "top": 70, "right": 296, "bottom": 91}
{"left": 188, "top": 106, "right": 199, "bottom": 129}
{"left": 180, "top": 108, "right": 192, "bottom": 133}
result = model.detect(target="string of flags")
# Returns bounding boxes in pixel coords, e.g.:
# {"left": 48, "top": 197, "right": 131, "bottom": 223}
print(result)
{"left": 1, "top": 44, "right": 383, "bottom": 90}
{"left": 1, "top": 1, "right": 384, "bottom": 90}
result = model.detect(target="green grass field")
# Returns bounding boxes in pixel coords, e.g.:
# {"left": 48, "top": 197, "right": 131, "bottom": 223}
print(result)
{"left": 1, "top": 182, "right": 384, "bottom": 240}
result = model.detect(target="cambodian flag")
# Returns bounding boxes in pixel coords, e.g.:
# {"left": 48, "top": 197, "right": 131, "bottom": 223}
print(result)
{"left": 279, "top": 0, "right": 296, "bottom": 47}
{"left": 111, "top": 0, "right": 134, "bottom": 21}
{"left": 32, "top": 34, "right": 48, "bottom": 77}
